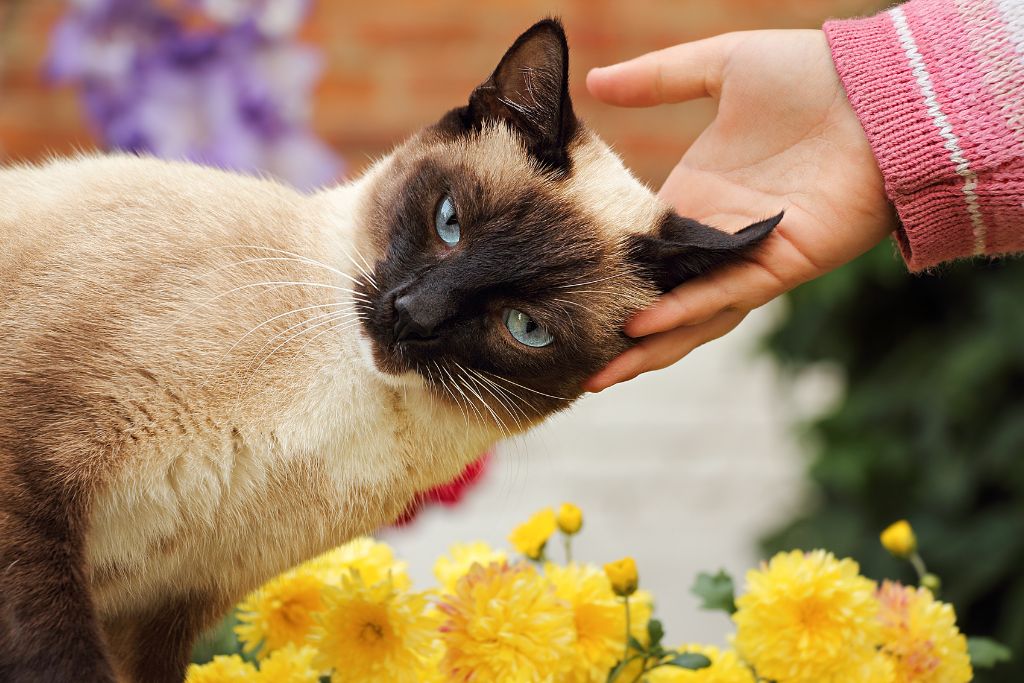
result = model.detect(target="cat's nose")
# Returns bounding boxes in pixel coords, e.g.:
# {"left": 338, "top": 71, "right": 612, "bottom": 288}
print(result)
{"left": 393, "top": 294, "right": 439, "bottom": 342}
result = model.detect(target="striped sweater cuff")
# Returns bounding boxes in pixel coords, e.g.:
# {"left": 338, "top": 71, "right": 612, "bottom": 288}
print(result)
{"left": 825, "top": 0, "right": 1008, "bottom": 271}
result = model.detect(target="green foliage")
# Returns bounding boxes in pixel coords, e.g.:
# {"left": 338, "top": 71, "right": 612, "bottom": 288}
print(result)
{"left": 691, "top": 570, "right": 737, "bottom": 615}
{"left": 608, "top": 616, "right": 711, "bottom": 681}
{"left": 647, "top": 618, "right": 665, "bottom": 649}
{"left": 191, "top": 611, "right": 250, "bottom": 665}
{"left": 761, "top": 244, "right": 1024, "bottom": 682}
{"left": 969, "top": 637, "right": 1013, "bottom": 669}
{"left": 660, "top": 652, "right": 712, "bottom": 670}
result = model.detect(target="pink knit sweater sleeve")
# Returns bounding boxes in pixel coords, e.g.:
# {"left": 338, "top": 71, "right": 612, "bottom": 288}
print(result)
{"left": 824, "top": 0, "right": 1024, "bottom": 271}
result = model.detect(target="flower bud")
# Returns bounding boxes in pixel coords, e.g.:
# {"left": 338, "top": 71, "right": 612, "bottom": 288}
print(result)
{"left": 880, "top": 520, "right": 917, "bottom": 558}
{"left": 604, "top": 557, "right": 638, "bottom": 597}
{"left": 921, "top": 573, "right": 942, "bottom": 594}
{"left": 556, "top": 503, "right": 583, "bottom": 535}
{"left": 508, "top": 508, "right": 556, "bottom": 561}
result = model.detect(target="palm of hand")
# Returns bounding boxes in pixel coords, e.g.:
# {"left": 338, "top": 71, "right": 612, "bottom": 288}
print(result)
{"left": 663, "top": 30, "right": 892, "bottom": 293}
{"left": 584, "top": 30, "right": 894, "bottom": 389}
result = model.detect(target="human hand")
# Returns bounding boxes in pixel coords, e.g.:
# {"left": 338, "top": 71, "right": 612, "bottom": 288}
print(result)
{"left": 584, "top": 30, "right": 894, "bottom": 391}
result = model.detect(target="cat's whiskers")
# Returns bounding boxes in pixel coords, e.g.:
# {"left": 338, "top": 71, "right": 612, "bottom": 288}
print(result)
{"left": 484, "top": 376, "right": 543, "bottom": 429}
{"left": 200, "top": 256, "right": 346, "bottom": 281}
{"left": 480, "top": 369, "right": 570, "bottom": 402}
{"left": 209, "top": 244, "right": 351, "bottom": 283}
{"left": 466, "top": 368, "right": 530, "bottom": 430}
{"left": 293, "top": 316, "right": 362, "bottom": 356}
{"left": 169, "top": 280, "right": 370, "bottom": 332}
{"left": 350, "top": 246, "right": 377, "bottom": 285}
{"left": 222, "top": 311, "right": 357, "bottom": 412}
{"left": 248, "top": 308, "right": 361, "bottom": 361}
{"left": 429, "top": 361, "right": 470, "bottom": 430}
{"left": 549, "top": 297, "right": 594, "bottom": 331}
{"left": 440, "top": 365, "right": 485, "bottom": 426}
{"left": 242, "top": 310, "right": 362, "bottom": 381}
{"left": 337, "top": 243, "right": 379, "bottom": 292}
{"left": 567, "top": 288, "right": 650, "bottom": 308}
{"left": 454, "top": 363, "right": 511, "bottom": 442}
{"left": 554, "top": 272, "right": 630, "bottom": 290}
{"left": 197, "top": 300, "right": 352, "bottom": 390}
{"left": 238, "top": 313, "right": 363, "bottom": 399}
{"left": 461, "top": 370, "right": 516, "bottom": 438}
{"left": 224, "top": 301, "right": 348, "bottom": 359}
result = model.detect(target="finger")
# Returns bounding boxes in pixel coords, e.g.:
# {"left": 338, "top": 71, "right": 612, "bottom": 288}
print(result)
{"left": 585, "top": 34, "right": 736, "bottom": 107}
{"left": 584, "top": 310, "right": 746, "bottom": 392}
{"left": 626, "top": 215, "right": 821, "bottom": 338}
{"left": 625, "top": 259, "right": 781, "bottom": 337}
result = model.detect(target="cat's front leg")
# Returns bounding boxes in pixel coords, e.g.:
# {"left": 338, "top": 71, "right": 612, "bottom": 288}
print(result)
{"left": 0, "top": 498, "right": 118, "bottom": 682}
{"left": 104, "top": 593, "right": 226, "bottom": 683}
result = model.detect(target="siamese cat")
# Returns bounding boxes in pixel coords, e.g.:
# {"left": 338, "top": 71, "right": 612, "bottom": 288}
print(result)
{"left": 0, "top": 19, "right": 780, "bottom": 683}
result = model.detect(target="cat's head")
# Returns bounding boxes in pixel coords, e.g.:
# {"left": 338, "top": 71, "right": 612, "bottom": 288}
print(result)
{"left": 355, "top": 19, "right": 778, "bottom": 424}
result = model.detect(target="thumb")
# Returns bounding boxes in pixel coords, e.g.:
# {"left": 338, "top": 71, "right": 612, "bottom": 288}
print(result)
{"left": 586, "top": 33, "right": 737, "bottom": 107}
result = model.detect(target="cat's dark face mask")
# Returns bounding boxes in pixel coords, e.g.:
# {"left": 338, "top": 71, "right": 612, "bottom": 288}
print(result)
{"left": 356, "top": 19, "right": 779, "bottom": 421}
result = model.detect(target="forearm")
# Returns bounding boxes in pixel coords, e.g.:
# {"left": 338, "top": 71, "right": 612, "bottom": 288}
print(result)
{"left": 825, "top": 0, "right": 1024, "bottom": 271}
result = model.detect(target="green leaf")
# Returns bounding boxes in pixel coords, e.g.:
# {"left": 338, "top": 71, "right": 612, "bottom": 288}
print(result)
{"left": 627, "top": 635, "right": 645, "bottom": 653}
{"left": 968, "top": 637, "right": 1012, "bottom": 668}
{"left": 664, "top": 652, "right": 712, "bottom": 670}
{"left": 606, "top": 654, "right": 644, "bottom": 683}
{"left": 646, "top": 619, "right": 664, "bottom": 649}
{"left": 605, "top": 659, "right": 627, "bottom": 683}
{"left": 691, "top": 570, "right": 737, "bottom": 615}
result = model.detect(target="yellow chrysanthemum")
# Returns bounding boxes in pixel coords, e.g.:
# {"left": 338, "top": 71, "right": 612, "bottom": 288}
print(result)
{"left": 509, "top": 507, "right": 557, "bottom": 560}
{"left": 629, "top": 589, "right": 655, "bottom": 642}
{"left": 235, "top": 565, "right": 325, "bottom": 657}
{"left": 255, "top": 643, "right": 320, "bottom": 683}
{"left": 876, "top": 581, "right": 973, "bottom": 683}
{"left": 733, "top": 550, "right": 881, "bottom": 683}
{"left": 185, "top": 654, "right": 257, "bottom": 683}
{"left": 439, "top": 561, "right": 576, "bottom": 682}
{"left": 647, "top": 645, "right": 755, "bottom": 683}
{"left": 413, "top": 638, "right": 448, "bottom": 683}
{"left": 545, "top": 563, "right": 627, "bottom": 682}
{"left": 433, "top": 541, "right": 507, "bottom": 592}
{"left": 860, "top": 651, "right": 899, "bottom": 683}
{"left": 303, "top": 536, "right": 410, "bottom": 589}
{"left": 309, "top": 574, "right": 436, "bottom": 683}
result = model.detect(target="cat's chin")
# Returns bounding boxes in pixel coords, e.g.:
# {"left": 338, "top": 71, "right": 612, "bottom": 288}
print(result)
{"left": 355, "top": 335, "right": 427, "bottom": 389}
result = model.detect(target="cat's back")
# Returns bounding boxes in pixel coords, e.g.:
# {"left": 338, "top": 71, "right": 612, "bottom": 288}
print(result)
{"left": 0, "top": 154, "right": 307, "bottom": 279}
{"left": 0, "top": 154, "right": 322, "bottom": 455}
{"left": 0, "top": 154, "right": 321, "bottom": 344}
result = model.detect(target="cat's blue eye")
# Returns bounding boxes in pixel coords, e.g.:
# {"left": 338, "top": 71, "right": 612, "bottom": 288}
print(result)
{"left": 435, "top": 194, "right": 460, "bottom": 246}
{"left": 503, "top": 308, "right": 554, "bottom": 348}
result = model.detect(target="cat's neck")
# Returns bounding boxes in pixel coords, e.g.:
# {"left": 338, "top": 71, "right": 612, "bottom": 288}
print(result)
{"left": 271, "top": 172, "right": 501, "bottom": 495}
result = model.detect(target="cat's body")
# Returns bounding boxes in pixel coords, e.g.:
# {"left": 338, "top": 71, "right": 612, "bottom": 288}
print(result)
{"left": 0, "top": 154, "right": 499, "bottom": 680}
{"left": 0, "top": 20, "right": 779, "bottom": 682}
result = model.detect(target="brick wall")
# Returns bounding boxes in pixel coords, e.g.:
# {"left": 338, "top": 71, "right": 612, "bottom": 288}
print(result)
{"left": 0, "top": 0, "right": 884, "bottom": 186}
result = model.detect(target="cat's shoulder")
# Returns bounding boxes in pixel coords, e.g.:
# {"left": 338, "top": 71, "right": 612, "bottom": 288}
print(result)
{"left": 0, "top": 152, "right": 307, "bottom": 206}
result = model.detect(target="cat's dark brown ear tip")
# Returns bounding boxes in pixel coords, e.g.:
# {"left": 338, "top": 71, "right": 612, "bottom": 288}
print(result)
{"left": 627, "top": 210, "right": 782, "bottom": 293}
{"left": 452, "top": 16, "right": 577, "bottom": 173}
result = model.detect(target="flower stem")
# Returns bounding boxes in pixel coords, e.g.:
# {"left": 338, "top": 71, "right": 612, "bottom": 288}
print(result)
{"left": 563, "top": 534, "right": 573, "bottom": 564}
{"left": 909, "top": 551, "right": 927, "bottom": 582}
{"left": 623, "top": 595, "right": 632, "bottom": 662}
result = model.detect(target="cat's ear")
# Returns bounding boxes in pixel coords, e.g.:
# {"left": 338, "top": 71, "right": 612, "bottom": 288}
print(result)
{"left": 627, "top": 212, "right": 783, "bottom": 293}
{"left": 464, "top": 18, "right": 577, "bottom": 171}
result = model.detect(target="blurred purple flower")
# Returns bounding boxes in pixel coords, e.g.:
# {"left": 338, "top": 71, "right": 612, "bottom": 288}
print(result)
{"left": 47, "top": 0, "right": 342, "bottom": 190}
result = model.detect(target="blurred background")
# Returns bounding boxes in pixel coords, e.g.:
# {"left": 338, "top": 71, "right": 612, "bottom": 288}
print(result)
{"left": 4, "top": 1, "right": 1022, "bottom": 681}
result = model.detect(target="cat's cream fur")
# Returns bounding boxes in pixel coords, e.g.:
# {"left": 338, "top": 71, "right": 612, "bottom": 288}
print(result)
{"left": 0, "top": 122, "right": 658, "bottom": 681}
